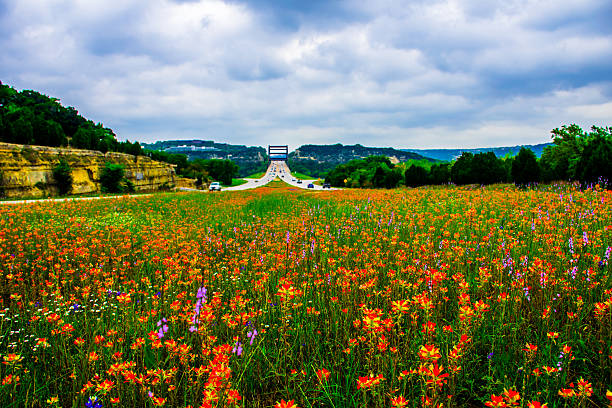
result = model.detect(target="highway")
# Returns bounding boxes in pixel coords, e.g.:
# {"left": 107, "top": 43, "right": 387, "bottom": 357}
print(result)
{"left": 220, "top": 161, "right": 337, "bottom": 192}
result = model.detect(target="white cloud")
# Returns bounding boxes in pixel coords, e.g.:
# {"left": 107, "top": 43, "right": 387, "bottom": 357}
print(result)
{"left": 0, "top": 0, "right": 610, "bottom": 150}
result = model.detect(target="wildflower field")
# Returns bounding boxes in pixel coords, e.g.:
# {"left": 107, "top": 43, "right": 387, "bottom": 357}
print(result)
{"left": 0, "top": 182, "right": 611, "bottom": 407}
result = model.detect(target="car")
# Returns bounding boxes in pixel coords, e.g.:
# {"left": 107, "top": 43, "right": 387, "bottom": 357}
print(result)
{"left": 322, "top": 183, "right": 331, "bottom": 189}
{"left": 209, "top": 182, "right": 221, "bottom": 191}
{"left": 297, "top": 179, "right": 303, "bottom": 184}
{"left": 291, "top": 179, "right": 296, "bottom": 182}
{"left": 307, "top": 183, "right": 314, "bottom": 189}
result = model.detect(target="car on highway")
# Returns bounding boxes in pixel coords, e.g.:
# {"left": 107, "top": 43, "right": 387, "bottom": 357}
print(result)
{"left": 322, "top": 183, "right": 331, "bottom": 189}
{"left": 209, "top": 182, "right": 222, "bottom": 191}
{"left": 307, "top": 183, "right": 314, "bottom": 189}
{"left": 297, "top": 179, "right": 303, "bottom": 184}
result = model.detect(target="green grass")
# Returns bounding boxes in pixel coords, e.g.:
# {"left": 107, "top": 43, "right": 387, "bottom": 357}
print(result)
{"left": 244, "top": 171, "right": 266, "bottom": 179}
{"left": 290, "top": 171, "right": 315, "bottom": 180}
{"left": 222, "top": 178, "right": 249, "bottom": 187}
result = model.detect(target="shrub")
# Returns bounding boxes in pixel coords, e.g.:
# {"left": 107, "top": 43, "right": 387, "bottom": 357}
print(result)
{"left": 52, "top": 158, "right": 73, "bottom": 195}
{"left": 100, "top": 162, "right": 125, "bottom": 193}
{"left": 122, "top": 179, "right": 135, "bottom": 193}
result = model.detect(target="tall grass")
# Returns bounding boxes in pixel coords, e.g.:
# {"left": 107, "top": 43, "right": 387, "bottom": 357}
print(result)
{"left": 0, "top": 183, "right": 610, "bottom": 407}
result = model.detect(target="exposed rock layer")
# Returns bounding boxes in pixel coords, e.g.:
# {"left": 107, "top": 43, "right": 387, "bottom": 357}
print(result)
{"left": 0, "top": 142, "right": 176, "bottom": 198}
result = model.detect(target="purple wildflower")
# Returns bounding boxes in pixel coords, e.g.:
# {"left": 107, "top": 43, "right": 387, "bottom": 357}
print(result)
{"left": 232, "top": 341, "right": 243, "bottom": 356}
{"left": 156, "top": 318, "right": 168, "bottom": 339}
{"left": 247, "top": 329, "right": 259, "bottom": 346}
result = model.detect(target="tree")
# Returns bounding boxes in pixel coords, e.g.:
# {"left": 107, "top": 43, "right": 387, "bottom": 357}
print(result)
{"left": 511, "top": 147, "right": 540, "bottom": 187}
{"left": 405, "top": 164, "right": 428, "bottom": 187}
{"left": 371, "top": 164, "right": 390, "bottom": 188}
{"left": 100, "top": 162, "right": 125, "bottom": 193}
{"left": 52, "top": 158, "right": 73, "bottom": 195}
{"left": 450, "top": 152, "right": 474, "bottom": 185}
{"left": 471, "top": 152, "right": 506, "bottom": 185}
{"left": 429, "top": 163, "right": 450, "bottom": 184}
{"left": 539, "top": 124, "right": 586, "bottom": 182}
{"left": 206, "top": 159, "right": 239, "bottom": 185}
{"left": 9, "top": 115, "right": 34, "bottom": 145}
{"left": 385, "top": 167, "right": 403, "bottom": 188}
{"left": 324, "top": 156, "right": 402, "bottom": 188}
{"left": 576, "top": 128, "right": 612, "bottom": 188}
{"left": 72, "top": 127, "right": 95, "bottom": 149}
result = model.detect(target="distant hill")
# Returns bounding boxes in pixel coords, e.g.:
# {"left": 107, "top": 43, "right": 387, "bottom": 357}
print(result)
{"left": 288, "top": 143, "right": 437, "bottom": 177}
{"left": 142, "top": 140, "right": 267, "bottom": 177}
{"left": 403, "top": 143, "right": 552, "bottom": 162}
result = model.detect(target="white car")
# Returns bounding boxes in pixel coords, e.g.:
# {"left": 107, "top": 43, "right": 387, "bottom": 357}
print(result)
{"left": 209, "top": 182, "right": 222, "bottom": 191}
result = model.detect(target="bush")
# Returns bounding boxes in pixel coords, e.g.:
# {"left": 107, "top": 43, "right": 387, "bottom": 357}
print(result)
{"left": 100, "top": 162, "right": 125, "bottom": 193}
{"left": 122, "top": 179, "right": 135, "bottom": 193}
{"left": 52, "top": 158, "right": 73, "bottom": 195}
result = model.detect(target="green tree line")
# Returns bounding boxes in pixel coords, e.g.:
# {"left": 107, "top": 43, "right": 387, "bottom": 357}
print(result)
{"left": 326, "top": 124, "right": 612, "bottom": 189}
{"left": 143, "top": 149, "right": 238, "bottom": 185}
{"left": 0, "top": 81, "right": 142, "bottom": 154}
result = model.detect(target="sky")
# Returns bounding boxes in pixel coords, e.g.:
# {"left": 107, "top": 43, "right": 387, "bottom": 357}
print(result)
{"left": 1, "top": 0, "right": 611, "bottom": 150}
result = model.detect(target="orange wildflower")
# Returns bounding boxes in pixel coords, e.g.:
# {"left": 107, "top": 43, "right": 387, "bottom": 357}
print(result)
{"left": 274, "top": 399, "right": 299, "bottom": 408}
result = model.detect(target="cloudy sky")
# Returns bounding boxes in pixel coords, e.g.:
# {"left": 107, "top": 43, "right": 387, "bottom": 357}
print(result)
{"left": 1, "top": 0, "right": 610, "bottom": 150}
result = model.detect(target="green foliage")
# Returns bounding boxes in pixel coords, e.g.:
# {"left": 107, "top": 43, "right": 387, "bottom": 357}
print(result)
{"left": 450, "top": 152, "right": 475, "bottom": 185}
{"left": 99, "top": 162, "right": 125, "bottom": 193}
{"left": 404, "top": 164, "right": 429, "bottom": 187}
{"left": 122, "top": 179, "right": 136, "bottom": 193}
{"left": 325, "top": 156, "right": 402, "bottom": 188}
{"left": 429, "top": 162, "right": 451, "bottom": 184}
{"left": 511, "top": 147, "right": 540, "bottom": 187}
{"left": 179, "top": 159, "right": 238, "bottom": 186}
{"left": 575, "top": 127, "right": 612, "bottom": 188}
{"left": 201, "top": 159, "right": 239, "bottom": 185}
{"left": 142, "top": 140, "right": 266, "bottom": 178}
{"left": 52, "top": 158, "right": 73, "bottom": 195}
{"left": 9, "top": 115, "right": 34, "bottom": 145}
{"left": 402, "top": 158, "right": 436, "bottom": 171}
{"left": 539, "top": 124, "right": 586, "bottom": 181}
{"left": 145, "top": 150, "right": 189, "bottom": 174}
{"left": 0, "top": 81, "right": 141, "bottom": 155}
{"left": 451, "top": 152, "right": 507, "bottom": 185}
{"left": 287, "top": 158, "right": 334, "bottom": 178}
{"left": 539, "top": 124, "right": 612, "bottom": 187}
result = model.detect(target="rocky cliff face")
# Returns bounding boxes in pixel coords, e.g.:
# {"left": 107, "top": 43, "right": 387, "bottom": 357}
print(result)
{"left": 0, "top": 143, "right": 176, "bottom": 198}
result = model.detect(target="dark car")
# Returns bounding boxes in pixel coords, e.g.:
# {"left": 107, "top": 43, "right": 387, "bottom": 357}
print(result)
{"left": 307, "top": 183, "right": 314, "bottom": 189}
{"left": 322, "top": 183, "right": 331, "bottom": 189}
{"left": 297, "top": 179, "right": 303, "bottom": 184}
